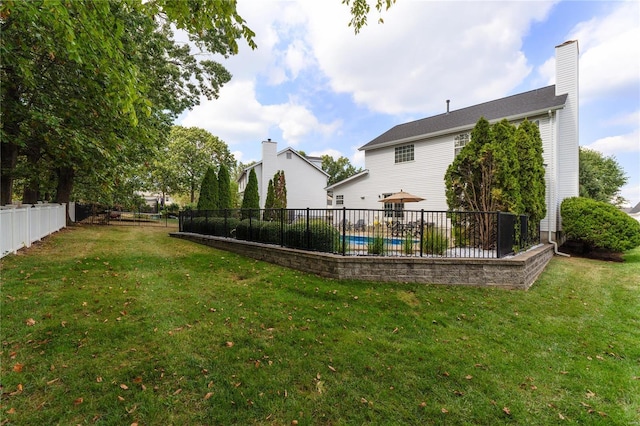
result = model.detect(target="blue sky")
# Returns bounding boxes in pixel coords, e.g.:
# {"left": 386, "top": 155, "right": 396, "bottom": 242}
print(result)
{"left": 179, "top": 0, "right": 640, "bottom": 206}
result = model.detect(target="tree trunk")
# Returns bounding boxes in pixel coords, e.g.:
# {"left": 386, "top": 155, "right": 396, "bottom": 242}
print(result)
{"left": 0, "top": 141, "right": 19, "bottom": 205}
{"left": 22, "top": 144, "right": 44, "bottom": 204}
{"left": 1, "top": 71, "right": 24, "bottom": 206}
{"left": 54, "top": 166, "right": 75, "bottom": 224}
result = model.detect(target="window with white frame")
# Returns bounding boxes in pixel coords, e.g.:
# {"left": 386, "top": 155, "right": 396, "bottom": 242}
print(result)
{"left": 336, "top": 195, "right": 344, "bottom": 205}
{"left": 454, "top": 133, "right": 470, "bottom": 156}
{"left": 382, "top": 193, "right": 404, "bottom": 218}
{"left": 394, "top": 144, "right": 414, "bottom": 163}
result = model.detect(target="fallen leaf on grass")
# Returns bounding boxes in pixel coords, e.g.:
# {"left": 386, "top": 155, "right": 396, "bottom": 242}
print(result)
{"left": 9, "top": 384, "right": 23, "bottom": 396}
{"left": 419, "top": 402, "right": 427, "bottom": 408}
{"left": 46, "top": 378, "right": 59, "bottom": 385}
{"left": 441, "top": 408, "right": 449, "bottom": 414}
{"left": 13, "top": 363, "right": 23, "bottom": 373}
{"left": 118, "top": 396, "right": 125, "bottom": 401}
{"left": 133, "top": 377, "right": 142, "bottom": 383}
{"left": 558, "top": 413, "right": 565, "bottom": 420}
{"left": 225, "top": 341, "right": 234, "bottom": 347}
{"left": 328, "top": 365, "right": 337, "bottom": 372}
{"left": 585, "top": 390, "right": 596, "bottom": 398}
{"left": 96, "top": 377, "right": 103, "bottom": 383}
{"left": 173, "top": 388, "right": 182, "bottom": 395}
{"left": 503, "top": 407, "right": 511, "bottom": 415}
{"left": 73, "top": 397, "right": 83, "bottom": 405}
{"left": 6, "top": 407, "right": 16, "bottom": 414}
{"left": 465, "top": 375, "right": 473, "bottom": 380}
{"left": 25, "top": 318, "right": 36, "bottom": 326}
{"left": 204, "top": 392, "right": 213, "bottom": 400}
{"left": 120, "top": 384, "right": 129, "bottom": 390}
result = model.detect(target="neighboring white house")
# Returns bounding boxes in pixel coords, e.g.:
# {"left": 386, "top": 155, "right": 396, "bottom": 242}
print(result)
{"left": 237, "top": 139, "right": 329, "bottom": 209}
{"left": 327, "top": 41, "right": 579, "bottom": 240}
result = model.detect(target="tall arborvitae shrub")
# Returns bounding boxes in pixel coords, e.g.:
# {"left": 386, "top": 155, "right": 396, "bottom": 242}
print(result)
{"left": 197, "top": 166, "right": 219, "bottom": 211}
{"left": 491, "top": 119, "right": 521, "bottom": 214}
{"left": 445, "top": 117, "right": 496, "bottom": 248}
{"left": 273, "top": 170, "right": 287, "bottom": 209}
{"left": 516, "top": 120, "right": 546, "bottom": 234}
{"left": 445, "top": 117, "right": 545, "bottom": 248}
{"left": 217, "top": 164, "right": 232, "bottom": 211}
{"left": 241, "top": 168, "right": 260, "bottom": 219}
{"left": 263, "top": 179, "right": 276, "bottom": 220}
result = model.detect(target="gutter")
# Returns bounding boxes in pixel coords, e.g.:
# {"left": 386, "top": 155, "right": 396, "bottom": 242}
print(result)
{"left": 547, "top": 109, "right": 570, "bottom": 257}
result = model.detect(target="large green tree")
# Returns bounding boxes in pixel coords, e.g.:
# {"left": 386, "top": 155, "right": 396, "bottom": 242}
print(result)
{"left": 579, "top": 147, "right": 627, "bottom": 206}
{"left": 322, "top": 155, "right": 362, "bottom": 186}
{"left": 165, "top": 126, "right": 235, "bottom": 204}
{"left": 0, "top": 0, "right": 254, "bottom": 208}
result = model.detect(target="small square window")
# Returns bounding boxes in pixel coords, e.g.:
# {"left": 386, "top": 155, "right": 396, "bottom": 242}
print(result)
{"left": 394, "top": 144, "right": 414, "bottom": 163}
{"left": 286, "top": 152, "right": 292, "bottom": 159}
{"left": 336, "top": 195, "right": 344, "bottom": 205}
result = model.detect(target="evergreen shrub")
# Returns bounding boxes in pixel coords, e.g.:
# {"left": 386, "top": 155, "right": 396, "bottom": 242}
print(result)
{"left": 423, "top": 227, "right": 449, "bottom": 255}
{"left": 561, "top": 197, "right": 640, "bottom": 252}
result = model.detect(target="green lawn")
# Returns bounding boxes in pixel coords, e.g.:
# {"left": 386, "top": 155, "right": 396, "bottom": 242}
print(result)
{"left": 1, "top": 226, "right": 638, "bottom": 425}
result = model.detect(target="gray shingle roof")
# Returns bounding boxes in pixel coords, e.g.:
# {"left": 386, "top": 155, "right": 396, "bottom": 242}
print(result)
{"left": 360, "top": 85, "right": 568, "bottom": 150}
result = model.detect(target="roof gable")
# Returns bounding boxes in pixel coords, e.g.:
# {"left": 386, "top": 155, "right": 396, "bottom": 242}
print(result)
{"left": 237, "top": 147, "right": 329, "bottom": 183}
{"left": 360, "top": 85, "right": 568, "bottom": 150}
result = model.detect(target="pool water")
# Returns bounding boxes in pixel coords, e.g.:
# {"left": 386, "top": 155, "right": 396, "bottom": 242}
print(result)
{"left": 345, "top": 235, "right": 414, "bottom": 246}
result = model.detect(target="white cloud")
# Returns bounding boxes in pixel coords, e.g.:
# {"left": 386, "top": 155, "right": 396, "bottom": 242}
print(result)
{"left": 298, "top": 1, "right": 554, "bottom": 115}
{"left": 179, "top": 80, "right": 340, "bottom": 148}
{"left": 308, "top": 148, "right": 344, "bottom": 159}
{"left": 583, "top": 130, "right": 640, "bottom": 156}
{"left": 552, "top": 1, "right": 640, "bottom": 103}
{"left": 604, "top": 110, "right": 640, "bottom": 127}
{"left": 620, "top": 181, "right": 640, "bottom": 206}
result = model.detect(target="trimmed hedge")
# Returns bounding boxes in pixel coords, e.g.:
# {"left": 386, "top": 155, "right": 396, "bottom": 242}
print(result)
{"left": 561, "top": 197, "right": 640, "bottom": 252}
{"left": 182, "top": 216, "right": 239, "bottom": 237}
{"left": 183, "top": 215, "right": 341, "bottom": 254}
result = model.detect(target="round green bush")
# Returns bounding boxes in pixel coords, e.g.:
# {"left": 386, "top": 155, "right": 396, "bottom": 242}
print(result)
{"left": 561, "top": 197, "right": 640, "bottom": 252}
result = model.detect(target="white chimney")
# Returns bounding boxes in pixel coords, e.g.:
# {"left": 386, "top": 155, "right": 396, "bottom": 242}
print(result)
{"left": 260, "top": 139, "right": 278, "bottom": 209}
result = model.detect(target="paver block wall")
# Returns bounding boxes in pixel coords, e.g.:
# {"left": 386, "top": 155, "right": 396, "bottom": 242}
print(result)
{"left": 170, "top": 232, "right": 554, "bottom": 290}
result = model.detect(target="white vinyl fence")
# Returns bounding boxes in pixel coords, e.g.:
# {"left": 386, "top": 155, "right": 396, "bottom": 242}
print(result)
{"left": 0, "top": 203, "right": 66, "bottom": 258}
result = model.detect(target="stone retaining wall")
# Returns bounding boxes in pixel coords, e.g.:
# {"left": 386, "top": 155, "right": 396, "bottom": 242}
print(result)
{"left": 170, "top": 232, "right": 554, "bottom": 290}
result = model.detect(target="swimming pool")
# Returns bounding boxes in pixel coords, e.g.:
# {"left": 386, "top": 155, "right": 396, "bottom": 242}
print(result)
{"left": 344, "top": 235, "right": 414, "bottom": 246}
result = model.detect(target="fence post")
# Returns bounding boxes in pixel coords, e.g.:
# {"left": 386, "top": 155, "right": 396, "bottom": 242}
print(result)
{"left": 341, "top": 207, "right": 346, "bottom": 256}
{"left": 280, "top": 208, "right": 284, "bottom": 247}
{"left": 305, "top": 208, "right": 310, "bottom": 250}
{"left": 419, "top": 209, "right": 424, "bottom": 257}
{"left": 249, "top": 210, "right": 253, "bottom": 241}
{"left": 496, "top": 211, "right": 502, "bottom": 259}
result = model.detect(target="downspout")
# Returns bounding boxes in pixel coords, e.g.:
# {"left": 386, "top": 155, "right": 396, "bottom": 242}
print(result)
{"left": 547, "top": 109, "right": 570, "bottom": 257}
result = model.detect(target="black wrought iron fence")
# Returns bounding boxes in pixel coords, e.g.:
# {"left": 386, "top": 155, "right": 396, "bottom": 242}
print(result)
{"left": 73, "top": 203, "right": 175, "bottom": 227}
{"left": 179, "top": 208, "right": 540, "bottom": 259}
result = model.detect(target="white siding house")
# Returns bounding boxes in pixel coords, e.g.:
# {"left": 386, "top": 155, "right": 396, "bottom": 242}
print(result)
{"left": 327, "top": 41, "right": 579, "bottom": 240}
{"left": 237, "top": 140, "right": 329, "bottom": 209}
